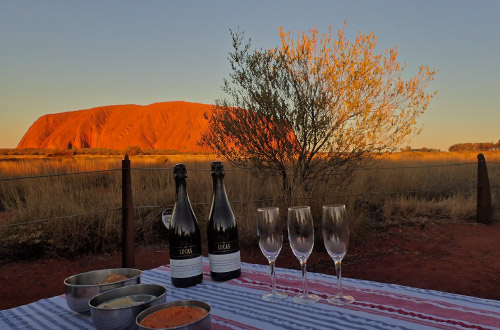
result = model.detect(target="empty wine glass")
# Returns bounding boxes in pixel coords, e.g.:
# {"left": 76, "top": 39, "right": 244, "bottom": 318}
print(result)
{"left": 322, "top": 204, "right": 354, "bottom": 305}
{"left": 257, "top": 207, "right": 287, "bottom": 302}
{"left": 287, "top": 206, "right": 320, "bottom": 305}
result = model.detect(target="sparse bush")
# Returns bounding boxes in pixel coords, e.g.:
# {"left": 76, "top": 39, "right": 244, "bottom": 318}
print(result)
{"left": 449, "top": 142, "right": 497, "bottom": 152}
{"left": 123, "top": 146, "right": 143, "bottom": 156}
{"left": 44, "top": 149, "right": 75, "bottom": 157}
{"left": 75, "top": 148, "right": 120, "bottom": 156}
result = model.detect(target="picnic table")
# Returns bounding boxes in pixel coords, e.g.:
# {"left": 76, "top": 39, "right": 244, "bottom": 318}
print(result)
{"left": 1, "top": 258, "right": 499, "bottom": 329}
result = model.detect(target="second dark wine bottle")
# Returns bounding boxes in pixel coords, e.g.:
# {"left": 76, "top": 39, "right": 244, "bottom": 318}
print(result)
{"left": 207, "top": 161, "right": 241, "bottom": 281}
{"left": 169, "top": 164, "right": 203, "bottom": 288}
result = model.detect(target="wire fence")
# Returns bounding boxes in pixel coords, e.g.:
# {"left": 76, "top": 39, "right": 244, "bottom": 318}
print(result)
{"left": 0, "top": 168, "right": 122, "bottom": 182}
{"left": 0, "top": 185, "right": 477, "bottom": 230}
{"left": 0, "top": 208, "right": 122, "bottom": 229}
{"left": 0, "top": 157, "right": 496, "bottom": 231}
{"left": 133, "top": 185, "right": 475, "bottom": 209}
{"left": 0, "top": 161, "right": 481, "bottom": 182}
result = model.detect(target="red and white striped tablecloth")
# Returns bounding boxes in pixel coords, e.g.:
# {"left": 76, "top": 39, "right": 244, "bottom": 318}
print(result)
{"left": 1, "top": 258, "right": 499, "bottom": 329}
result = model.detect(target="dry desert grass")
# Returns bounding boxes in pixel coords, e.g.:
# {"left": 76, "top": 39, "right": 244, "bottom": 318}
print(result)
{"left": 0, "top": 150, "right": 498, "bottom": 263}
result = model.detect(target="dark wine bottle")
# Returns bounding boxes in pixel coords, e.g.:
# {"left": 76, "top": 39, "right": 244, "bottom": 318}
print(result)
{"left": 169, "top": 164, "right": 203, "bottom": 288}
{"left": 207, "top": 161, "right": 241, "bottom": 281}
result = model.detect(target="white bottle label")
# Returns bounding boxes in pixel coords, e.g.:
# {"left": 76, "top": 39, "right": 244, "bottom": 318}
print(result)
{"left": 208, "top": 251, "right": 241, "bottom": 273}
{"left": 161, "top": 208, "right": 172, "bottom": 229}
{"left": 170, "top": 256, "right": 203, "bottom": 278}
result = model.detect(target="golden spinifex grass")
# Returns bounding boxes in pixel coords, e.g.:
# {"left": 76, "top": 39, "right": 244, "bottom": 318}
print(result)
{"left": 0, "top": 151, "right": 498, "bottom": 263}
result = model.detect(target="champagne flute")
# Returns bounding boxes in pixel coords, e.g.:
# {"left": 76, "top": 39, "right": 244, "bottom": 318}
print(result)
{"left": 322, "top": 204, "right": 354, "bottom": 305}
{"left": 287, "top": 206, "right": 320, "bottom": 305}
{"left": 257, "top": 207, "right": 287, "bottom": 302}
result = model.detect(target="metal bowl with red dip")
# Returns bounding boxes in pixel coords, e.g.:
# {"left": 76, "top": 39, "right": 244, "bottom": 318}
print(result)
{"left": 136, "top": 300, "right": 211, "bottom": 330}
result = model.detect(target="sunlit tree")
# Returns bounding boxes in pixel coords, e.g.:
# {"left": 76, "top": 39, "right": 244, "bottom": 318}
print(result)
{"left": 200, "top": 26, "right": 437, "bottom": 193}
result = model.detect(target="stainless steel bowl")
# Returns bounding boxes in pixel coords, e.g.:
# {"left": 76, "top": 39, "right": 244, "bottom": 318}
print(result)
{"left": 89, "top": 284, "right": 167, "bottom": 330}
{"left": 64, "top": 268, "right": 141, "bottom": 313}
{"left": 136, "top": 300, "right": 211, "bottom": 330}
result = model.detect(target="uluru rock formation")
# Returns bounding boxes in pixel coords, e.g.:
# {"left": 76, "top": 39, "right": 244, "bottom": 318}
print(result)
{"left": 17, "top": 101, "right": 213, "bottom": 152}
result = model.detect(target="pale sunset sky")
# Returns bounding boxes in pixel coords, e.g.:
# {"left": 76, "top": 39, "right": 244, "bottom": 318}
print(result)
{"left": 1, "top": 0, "right": 499, "bottom": 150}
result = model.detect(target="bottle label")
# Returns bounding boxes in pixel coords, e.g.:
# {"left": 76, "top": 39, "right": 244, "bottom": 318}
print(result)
{"left": 209, "top": 251, "right": 241, "bottom": 273}
{"left": 208, "top": 239, "right": 240, "bottom": 254}
{"left": 170, "top": 244, "right": 202, "bottom": 258}
{"left": 170, "top": 256, "right": 203, "bottom": 278}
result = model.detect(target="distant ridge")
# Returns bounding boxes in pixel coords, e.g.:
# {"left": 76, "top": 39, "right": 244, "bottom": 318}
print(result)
{"left": 17, "top": 101, "right": 213, "bottom": 152}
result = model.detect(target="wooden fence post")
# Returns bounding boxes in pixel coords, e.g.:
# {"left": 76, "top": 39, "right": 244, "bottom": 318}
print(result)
{"left": 477, "top": 153, "right": 493, "bottom": 224}
{"left": 122, "top": 155, "right": 135, "bottom": 267}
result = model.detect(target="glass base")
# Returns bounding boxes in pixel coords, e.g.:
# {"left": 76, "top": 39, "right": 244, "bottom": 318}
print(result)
{"left": 262, "top": 291, "right": 287, "bottom": 302}
{"left": 292, "top": 293, "right": 320, "bottom": 305}
{"left": 327, "top": 294, "right": 355, "bottom": 305}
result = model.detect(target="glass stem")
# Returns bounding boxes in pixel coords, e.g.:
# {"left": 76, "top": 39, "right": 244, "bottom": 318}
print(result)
{"left": 335, "top": 260, "right": 343, "bottom": 296}
{"left": 269, "top": 260, "right": 277, "bottom": 294}
{"left": 301, "top": 261, "right": 308, "bottom": 295}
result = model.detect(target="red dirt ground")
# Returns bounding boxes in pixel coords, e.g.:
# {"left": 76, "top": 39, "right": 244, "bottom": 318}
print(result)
{"left": 1, "top": 221, "right": 499, "bottom": 310}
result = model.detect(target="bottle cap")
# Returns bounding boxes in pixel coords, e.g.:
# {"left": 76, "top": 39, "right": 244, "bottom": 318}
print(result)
{"left": 211, "top": 161, "right": 225, "bottom": 177}
{"left": 173, "top": 163, "right": 187, "bottom": 180}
